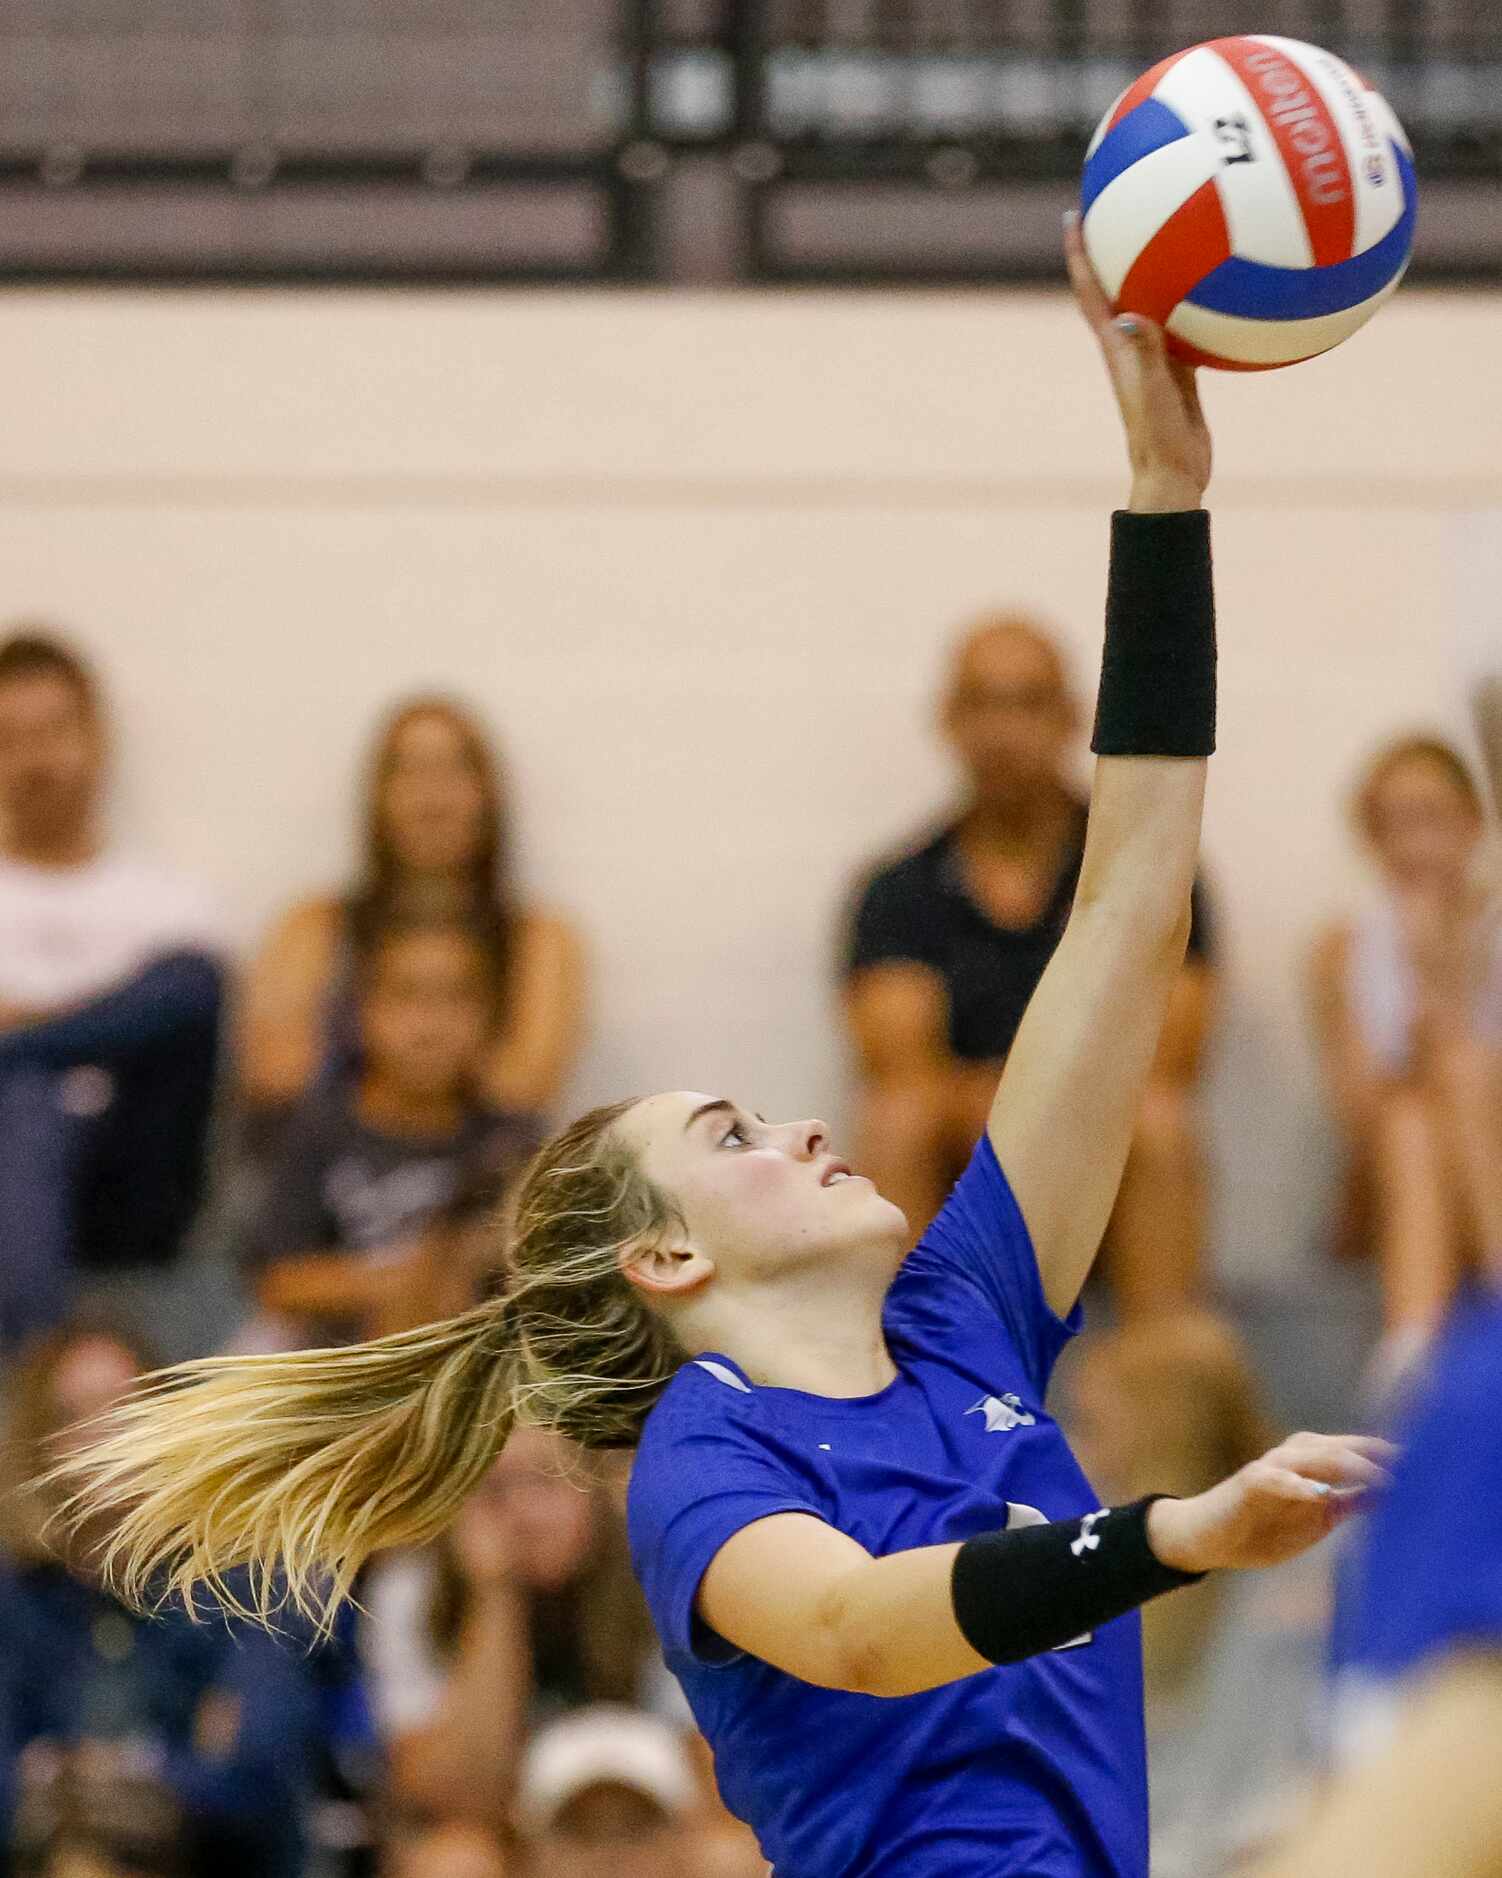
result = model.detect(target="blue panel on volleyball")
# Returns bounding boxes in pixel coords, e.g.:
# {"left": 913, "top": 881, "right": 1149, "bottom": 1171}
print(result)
{"left": 1185, "top": 142, "right": 1418, "bottom": 320}
{"left": 1080, "top": 99, "right": 1192, "bottom": 219}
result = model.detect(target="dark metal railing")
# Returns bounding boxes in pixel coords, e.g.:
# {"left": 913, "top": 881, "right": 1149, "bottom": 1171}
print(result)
{"left": 0, "top": 1, "right": 1495, "bottom": 283}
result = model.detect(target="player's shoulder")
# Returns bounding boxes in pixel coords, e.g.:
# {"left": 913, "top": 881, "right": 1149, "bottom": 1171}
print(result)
{"left": 634, "top": 1355, "right": 767, "bottom": 1453}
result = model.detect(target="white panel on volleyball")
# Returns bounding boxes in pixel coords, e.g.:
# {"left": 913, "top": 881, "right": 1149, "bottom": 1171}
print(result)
{"left": 1166, "top": 273, "right": 1402, "bottom": 365}
{"left": 1081, "top": 135, "right": 1220, "bottom": 301}
{"left": 1255, "top": 35, "right": 1406, "bottom": 254}
{"left": 1153, "top": 44, "right": 1313, "bottom": 269}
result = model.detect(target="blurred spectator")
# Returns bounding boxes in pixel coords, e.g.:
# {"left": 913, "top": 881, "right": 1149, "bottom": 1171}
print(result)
{"left": 842, "top": 614, "right": 1217, "bottom": 1312}
{"left": 1309, "top": 734, "right": 1502, "bottom": 1397}
{"left": 241, "top": 913, "right": 542, "bottom": 1346}
{"left": 358, "top": 1427, "right": 670, "bottom": 1841}
{"left": 383, "top": 1821, "right": 510, "bottom": 1878}
{"left": 238, "top": 694, "right": 584, "bottom": 1158}
{"left": 0, "top": 1317, "right": 361, "bottom": 1878}
{"left": 0, "top": 630, "right": 223, "bottom": 1350}
{"left": 1065, "top": 1314, "right": 1326, "bottom": 1878}
{"left": 513, "top": 1706, "right": 701, "bottom": 1878}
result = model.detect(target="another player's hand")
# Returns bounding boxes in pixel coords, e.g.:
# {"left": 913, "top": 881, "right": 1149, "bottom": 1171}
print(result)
{"left": 1064, "top": 210, "right": 1211, "bottom": 514}
{"left": 1146, "top": 1432, "right": 1397, "bottom": 1574}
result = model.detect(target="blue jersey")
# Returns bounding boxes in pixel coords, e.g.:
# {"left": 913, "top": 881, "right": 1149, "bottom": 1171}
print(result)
{"left": 626, "top": 1135, "right": 1150, "bottom": 1878}
{"left": 1337, "top": 1285, "right": 1502, "bottom": 1747}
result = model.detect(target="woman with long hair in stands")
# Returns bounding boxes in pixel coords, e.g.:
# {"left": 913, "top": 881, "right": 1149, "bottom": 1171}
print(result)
{"left": 52, "top": 224, "right": 1389, "bottom": 1878}
{"left": 238, "top": 692, "right": 584, "bottom": 1139}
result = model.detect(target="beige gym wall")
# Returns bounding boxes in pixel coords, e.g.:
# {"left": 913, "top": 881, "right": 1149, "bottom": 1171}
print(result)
{"left": 2, "top": 286, "right": 1496, "bottom": 1285}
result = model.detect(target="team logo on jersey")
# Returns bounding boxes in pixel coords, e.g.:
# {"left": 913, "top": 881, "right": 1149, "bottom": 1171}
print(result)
{"left": 965, "top": 1392, "right": 1036, "bottom": 1433}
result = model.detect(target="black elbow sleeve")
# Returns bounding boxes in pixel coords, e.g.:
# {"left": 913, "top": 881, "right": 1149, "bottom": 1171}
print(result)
{"left": 950, "top": 1497, "right": 1205, "bottom": 1667}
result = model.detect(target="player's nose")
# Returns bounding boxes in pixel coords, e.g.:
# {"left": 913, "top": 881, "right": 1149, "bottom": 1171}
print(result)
{"left": 789, "top": 1118, "right": 829, "bottom": 1159}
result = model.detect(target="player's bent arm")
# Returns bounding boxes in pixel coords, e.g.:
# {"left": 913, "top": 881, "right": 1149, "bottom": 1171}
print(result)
{"left": 1252, "top": 1653, "right": 1502, "bottom": 1878}
{"left": 698, "top": 1513, "right": 989, "bottom": 1698}
{"left": 695, "top": 1437, "right": 1384, "bottom": 1700}
{"left": 989, "top": 755, "right": 1204, "bottom": 1317}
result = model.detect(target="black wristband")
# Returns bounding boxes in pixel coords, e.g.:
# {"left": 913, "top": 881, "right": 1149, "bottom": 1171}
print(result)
{"left": 950, "top": 1496, "right": 1206, "bottom": 1668}
{"left": 1091, "top": 509, "right": 1216, "bottom": 758}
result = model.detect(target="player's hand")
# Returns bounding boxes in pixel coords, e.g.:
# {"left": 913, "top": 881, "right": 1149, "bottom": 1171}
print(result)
{"left": 1064, "top": 210, "right": 1211, "bottom": 514}
{"left": 1146, "top": 1432, "right": 1397, "bottom": 1573}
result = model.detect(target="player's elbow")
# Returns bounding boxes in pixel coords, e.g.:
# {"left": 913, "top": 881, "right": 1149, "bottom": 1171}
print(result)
{"left": 815, "top": 1581, "right": 929, "bottom": 1699}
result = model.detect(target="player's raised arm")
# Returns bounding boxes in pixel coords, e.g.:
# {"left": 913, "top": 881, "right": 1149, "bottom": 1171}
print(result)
{"left": 987, "top": 217, "right": 1214, "bottom": 1320}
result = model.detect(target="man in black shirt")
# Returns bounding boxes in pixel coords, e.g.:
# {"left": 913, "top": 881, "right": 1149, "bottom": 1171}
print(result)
{"left": 842, "top": 613, "right": 1217, "bottom": 1315}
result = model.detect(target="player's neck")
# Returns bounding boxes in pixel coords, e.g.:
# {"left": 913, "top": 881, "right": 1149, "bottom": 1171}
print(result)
{"left": 708, "top": 1286, "right": 899, "bottom": 1399}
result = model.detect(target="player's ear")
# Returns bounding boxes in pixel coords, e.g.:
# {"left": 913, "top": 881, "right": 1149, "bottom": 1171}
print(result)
{"left": 618, "top": 1231, "right": 714, "bottom": 1300}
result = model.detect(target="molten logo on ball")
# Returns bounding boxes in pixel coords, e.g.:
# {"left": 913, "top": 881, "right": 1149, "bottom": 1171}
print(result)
{"left": 1079, "top": 35, "right": 1417, "bottom": 370}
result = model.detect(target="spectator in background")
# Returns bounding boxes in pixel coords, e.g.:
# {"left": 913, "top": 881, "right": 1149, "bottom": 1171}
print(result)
{"left": 843, "top": 614, "right": 1217, "bottom": 1313}
{"left": 238, "top": 694, "right": 584, "bottom": 1157}
{"left": 1309, "top": 734, "right": 1502, "bottom": 1400}
{"left": 0, "top": 1318, "right": 356, "bottom": 1878}
{"left": 1065, "top": 1315, "right": 1320, "bottom": 1878}
{"left": 241, "top": 912, "right": 542, "bottom": 1347}
{"left": 357, "top": 1425, "right": 670, "bottom": 1843}
{"left": 0, "top": 631, "right": 223, "bottom": 1350}
{"left": 512, "top": 1707, "right": 701, "bottom": 1878}
{"left": 383, "top": 1822, "right": 510, "bottom": 1878}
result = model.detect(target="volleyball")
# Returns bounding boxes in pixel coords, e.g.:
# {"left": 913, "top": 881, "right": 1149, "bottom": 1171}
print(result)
{"left": 1080, "top": 36, "right": 1417, "bottom": 370}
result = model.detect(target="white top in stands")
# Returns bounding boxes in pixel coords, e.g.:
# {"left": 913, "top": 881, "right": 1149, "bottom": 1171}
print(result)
{"left": 1348, "top": 891, "right": 1502, "bottom": 1072}
{"left": 0, "top": 850, "right": 224, "bottom": 1006}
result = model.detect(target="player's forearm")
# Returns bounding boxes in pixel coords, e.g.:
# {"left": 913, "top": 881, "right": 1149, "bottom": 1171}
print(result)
{"left": 825, "top": 1499, "right": 1203, "bottom": 1699}
{"left": 1074, "top": 754, "right": 1204, "bottom": 956}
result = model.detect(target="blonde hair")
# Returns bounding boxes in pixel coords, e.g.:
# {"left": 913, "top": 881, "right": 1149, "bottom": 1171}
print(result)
{"left": 45, "top": 1099, "right": 687, "bottom": 1635}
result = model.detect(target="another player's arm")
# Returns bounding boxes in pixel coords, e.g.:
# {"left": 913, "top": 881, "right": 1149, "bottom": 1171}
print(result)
{"left": 986, "top": 219, "right": 1212, "bottom": 1320}
{"left": 1251, "top": 1654, "right": 1502, "bottom": 1878}
{"left": 698, "top": 1433, "right": 1390, "bottom": 1699}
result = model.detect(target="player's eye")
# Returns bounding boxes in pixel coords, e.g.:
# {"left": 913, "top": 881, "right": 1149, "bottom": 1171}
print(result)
{"left": 720, "top": 1119, "right": 753, "bottom": 1148}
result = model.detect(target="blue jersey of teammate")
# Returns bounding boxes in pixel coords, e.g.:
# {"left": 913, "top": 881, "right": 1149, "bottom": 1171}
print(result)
{"left": 1336, "top": 1284, "right": 1502, "bottom": 1753}
{"left": 627, "top": 1135, "right": 1149, "bottom": 1878}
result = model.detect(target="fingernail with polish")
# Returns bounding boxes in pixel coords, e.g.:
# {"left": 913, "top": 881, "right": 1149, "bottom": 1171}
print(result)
{"left": 1115, "top": 315, "right": 1140, "bottom": 336}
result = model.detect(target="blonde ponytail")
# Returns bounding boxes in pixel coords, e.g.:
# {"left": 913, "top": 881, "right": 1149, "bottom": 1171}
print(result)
{"left": 46, "top": 1098, "right": 688, "bottom": 1636}
{"left": 51, "top": 1301, "right": 520, "bottom": 1635}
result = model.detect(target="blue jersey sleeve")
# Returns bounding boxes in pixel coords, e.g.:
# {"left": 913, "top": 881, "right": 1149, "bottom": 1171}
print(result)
{"left": 1353, "top": 1298, "right": 1502, "bottom": 1679}
{"left": 628, "top": 1413, "right": 826, "bottom": 1668}
{"left": 897, "top": 1132, "right": 1081, "bottom": 1400}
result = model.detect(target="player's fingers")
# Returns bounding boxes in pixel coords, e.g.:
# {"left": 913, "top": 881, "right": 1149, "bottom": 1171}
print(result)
{"left": 1283, "top": 1446, "right": 1390, "bottom": 1491}
{"left": 1063, "top": 210, "right": 1114, "bottom": 338}
{"left": 1319, "top": 1434, "right": 1400, "bottom": 1464}
{"left": 1254, "top": 1465, "right": 1337, "bottom": 1505}
{"left": 1169, "top": 356, "right": 1204, "bottom": 421}
{"left": 1284, "top": 1432, "right": 1399, "bottom": 1478}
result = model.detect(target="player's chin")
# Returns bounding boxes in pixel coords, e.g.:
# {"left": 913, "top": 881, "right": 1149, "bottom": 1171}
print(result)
{"left": 857, "top": 1186, "right": 909, "bottom": 1242}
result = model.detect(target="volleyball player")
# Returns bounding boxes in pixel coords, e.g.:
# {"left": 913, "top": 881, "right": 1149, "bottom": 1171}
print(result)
{"left": 54, "top": 219, "right": 1390, "bottom": 1878}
